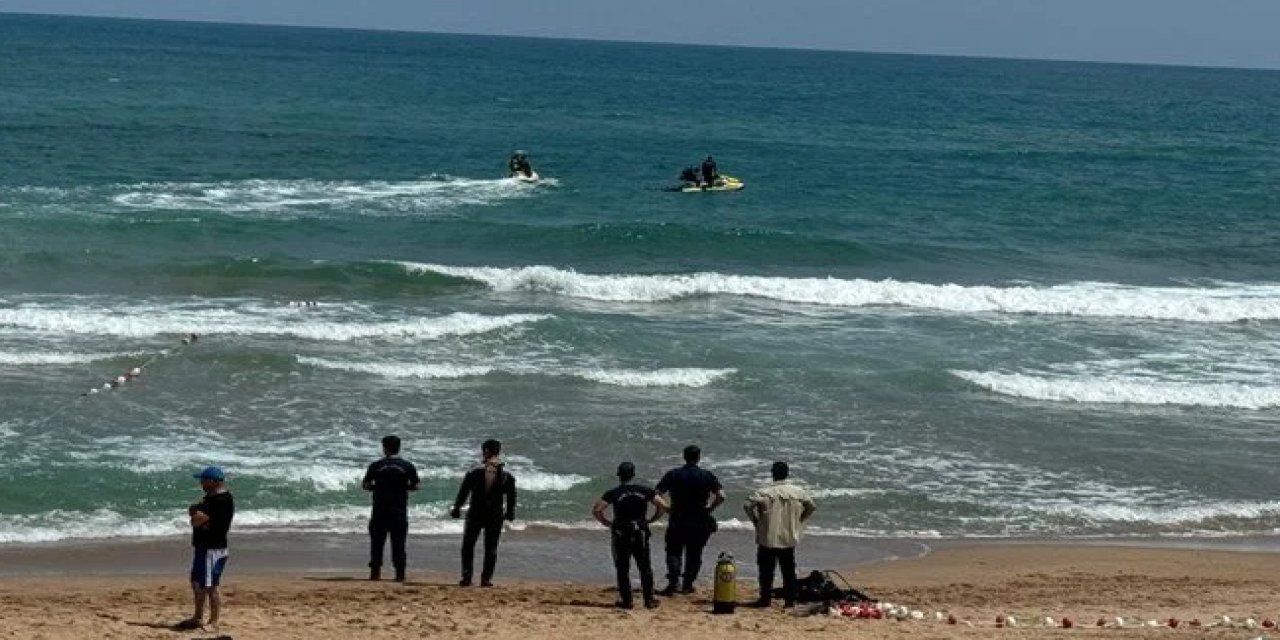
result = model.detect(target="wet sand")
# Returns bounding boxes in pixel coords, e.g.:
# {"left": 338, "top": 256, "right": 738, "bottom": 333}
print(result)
{"left": 3, "top": 535, "right": 1280, "bottom": 639}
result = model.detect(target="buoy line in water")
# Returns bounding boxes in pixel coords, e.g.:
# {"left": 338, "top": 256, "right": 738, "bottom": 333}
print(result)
{"left": 17, "top": 333, "right": 202, "bottom": 434}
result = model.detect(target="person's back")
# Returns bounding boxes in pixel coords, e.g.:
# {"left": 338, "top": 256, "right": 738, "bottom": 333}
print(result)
{"left": 366, "top": 456, "right": 418, "bottom": 518}
{"left": 700, "top": 156, "right": 717, "bottom": 185}
{"left": 451, "top": 439, "right": 517, "bottom": 587}
{"left": 655, "top": 445, "right": 724, "bottom": 595}
{"left": 595, "top": 462, "right": 667, "bottom": 609}
{"left": 363, "top": 435, "right": 419, "bottom": 581}
{"left": 744, "top": 461, "right": 816, "bottom": 608}
{"left": 746, "top": 480, "right": 813, "bottom": 549}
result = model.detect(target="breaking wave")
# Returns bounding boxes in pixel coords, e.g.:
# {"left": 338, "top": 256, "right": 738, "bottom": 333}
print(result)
{"left": 399, "top": 263, "right": 1280, "bottom": 323}
{"left": 296, "top": 356, "right": 735, "bottom": 388}
{"left": 953, "top": 370, "right": 1280, "bottom": 410}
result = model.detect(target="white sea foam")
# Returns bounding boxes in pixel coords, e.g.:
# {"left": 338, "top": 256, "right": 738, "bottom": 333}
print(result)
{"left": 296, "top": 356, "right": 735, "bottom": 388}
{"left": 399, "top": 262, "right": 1280, "bottom": 323}
{"left": 107, "top": 176, "right": 546, "bottom": 216}
{"left": 573, "top": 367, "right": 735, "bottom": 387}
{"left": 0, "top": 350, "right": 141, "bottom": 365}
{"left": 295, "top": 357, "right": 494, "bottom": 380}
{"left": 953, "top": 370, "right": 1280, "bottom": 410}
{"left": 1031, "top": 500, "right": 1280, "bottom": 526}
{"left": 0, "top": 303, "right": 548, "bottom": 342}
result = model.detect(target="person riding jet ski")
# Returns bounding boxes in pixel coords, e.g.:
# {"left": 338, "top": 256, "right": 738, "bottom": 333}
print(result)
{"left": 700, "top": 155, "right": 718, "bottom": 188}
{"left": 508, "top": 151, "right": 534, "bottom": 179}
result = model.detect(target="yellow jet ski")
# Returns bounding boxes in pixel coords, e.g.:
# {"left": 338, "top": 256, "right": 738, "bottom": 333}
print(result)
{"left": 680, "top": 174, "right": 745, "bottom": 193}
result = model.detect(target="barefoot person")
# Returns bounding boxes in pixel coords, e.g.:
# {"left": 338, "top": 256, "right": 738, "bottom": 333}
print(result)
{"left": 655, "top": 445, "right": 725, "bottom": 596}
{"left": 177, "top": 466, "right": 235, "bottom": 632}
{"left": 744, "top": 461, "right": 816, "bottom": 609}
{"left": 451, "top": 439, "right": 517, "bottom": 587}
{"left": 362, "top": 435, "right": 420, "bottom": 582}
{"left": 593, "top": 462, "right": 668, "bottom": 609}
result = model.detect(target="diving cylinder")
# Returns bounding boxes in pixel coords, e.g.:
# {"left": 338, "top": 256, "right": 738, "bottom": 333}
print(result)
{"left": 712, "top": 552, "right": 737, "bottom": 614}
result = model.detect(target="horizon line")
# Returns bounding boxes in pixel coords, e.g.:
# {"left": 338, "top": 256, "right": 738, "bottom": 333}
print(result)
{"left": 3, "top": 9, "right": 1279, "bottom": 74}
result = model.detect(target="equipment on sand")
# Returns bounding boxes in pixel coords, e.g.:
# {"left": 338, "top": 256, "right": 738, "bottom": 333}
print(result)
{"left": 712, "top": 552, "right": 738, "bottom": 614}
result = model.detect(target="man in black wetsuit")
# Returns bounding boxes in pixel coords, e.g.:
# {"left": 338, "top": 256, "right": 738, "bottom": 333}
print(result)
{"left": 176, "top": 466, "right": 235, "bottom": 633}
{"left": 593, "top": 462, "right": 669, "bottom": 609}
{"left": 655, "top": 445, "right": 725, "bottom": 596}
{"left": 362, "top": 435, "right": 420, "bottom": 582}
{"left": 451, "top": 439, "right": 517, "bottom": 587}
{"left": 700, "top": 155, "right": 718, "bottom": 187}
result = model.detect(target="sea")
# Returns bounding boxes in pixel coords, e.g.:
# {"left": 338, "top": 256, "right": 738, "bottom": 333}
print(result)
{"left": 1, "top": 13, "right": 1278, "bottom": 547}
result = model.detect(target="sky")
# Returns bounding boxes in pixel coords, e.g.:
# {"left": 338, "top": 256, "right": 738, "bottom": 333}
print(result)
{"left": 2, "top": 0, "right": 1280, "bottom": 70}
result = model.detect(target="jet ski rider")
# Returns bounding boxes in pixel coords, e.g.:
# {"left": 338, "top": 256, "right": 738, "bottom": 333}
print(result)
{"left": 700, "top": 156, "right": 718, "bottom": 188}
{"left": 508, "top": 151, "right": 534, "bottom": 178}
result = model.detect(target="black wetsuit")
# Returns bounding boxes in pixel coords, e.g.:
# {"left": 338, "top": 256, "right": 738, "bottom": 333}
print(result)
{"left": 509, "top": 157, "right": 532, "bottom": 177}
{"left": 362, "top": 456, "right": 420, "bottom": 578}
{"left": 700, "top": 160, "right": 718, "bottom": 186}
{"left": 655, "top": 464, "right": 722, "bottom": 589}
{"left": 452, "top": 463, "right": 517, "bottom": 583}
{"left": 602, "top": 483, "right": 658, "bottom": 606}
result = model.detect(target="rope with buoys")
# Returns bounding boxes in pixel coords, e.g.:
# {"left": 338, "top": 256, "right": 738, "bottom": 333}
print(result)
{"left": 19, "top": 333, "right": 202, "bottom": 433}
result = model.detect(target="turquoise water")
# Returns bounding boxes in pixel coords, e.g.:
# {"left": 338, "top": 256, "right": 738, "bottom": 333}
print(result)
{"left": 2, "top": 13, "right": 1279, "bottom": 544}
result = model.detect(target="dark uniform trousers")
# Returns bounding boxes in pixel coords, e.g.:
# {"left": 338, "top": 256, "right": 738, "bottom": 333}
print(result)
{"left": 756, "top": 545, "right": 798, "bottom": 605}
{"left": 611, "top": 524, "right": 655, "bottom": 605}
{"left": 664, "top": 515, "right": 715, "bottom": 587}
{"left": 369, "top": 515, "right": 408, "bottom": 572}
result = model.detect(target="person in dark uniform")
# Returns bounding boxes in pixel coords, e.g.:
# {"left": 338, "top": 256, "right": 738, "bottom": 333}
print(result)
{"left": 451, "top": 439, "right": 517, "bottom": 587}
{"left": 362, "top": 435, "right": 420, "bottom": 582}
{"left": 593, "top": 462, "right": 669, "bottom": 610}
{"left": 655, "top": 445, "right": 725, "bottom": 596}
{"left": 700, "top": 156, "right": 718, "bottom": 188}
{"left": 176, "top": 466, "right": 234, "bottom": 633}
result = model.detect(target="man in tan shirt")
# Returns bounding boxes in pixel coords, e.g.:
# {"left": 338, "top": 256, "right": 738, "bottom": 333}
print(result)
{"left": 743, "top": 461, "right": 816, "bottom": 608}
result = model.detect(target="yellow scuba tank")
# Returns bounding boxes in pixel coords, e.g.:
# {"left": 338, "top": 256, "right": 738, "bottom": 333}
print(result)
{"left": 712, "top": 552, "right": 737, "bottom": 614}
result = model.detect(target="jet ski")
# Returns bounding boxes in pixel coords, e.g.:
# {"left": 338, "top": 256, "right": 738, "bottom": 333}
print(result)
{"left": 679, "top": 174, "right": 744, "bottom": 192}
{"left": 510, "top": 171, "right": 540, "bottom": 183}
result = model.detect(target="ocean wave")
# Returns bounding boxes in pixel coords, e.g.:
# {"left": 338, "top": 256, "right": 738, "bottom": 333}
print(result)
{"left": 0, "top": 350, "right": 142, "bottom": 365}
{"left": 296, "top": 356, "right": 735, "bottom": 388}
{"left": 1031, "top": 500, "right": 1280, "bottom": 526}
{"left": 400, "top": 263, "right": 1280, "bottom": 323}
{"left": 107, "top": 176, "right": 548, "bottom": 216}
{"left": 0, "top": 301, "right": 549, "bottom": 342}
{"left": 953, "top": 370, "right": 1280, "bottom": 410}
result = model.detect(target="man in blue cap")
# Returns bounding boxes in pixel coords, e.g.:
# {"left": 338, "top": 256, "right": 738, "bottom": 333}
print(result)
{"left": 176, "top": 466, "right": 235, "bottom": 633}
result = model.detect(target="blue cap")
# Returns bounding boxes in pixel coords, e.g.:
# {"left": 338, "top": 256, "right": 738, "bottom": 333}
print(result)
{"left": 194, "top": 466, "right": 225, "bottom": 481}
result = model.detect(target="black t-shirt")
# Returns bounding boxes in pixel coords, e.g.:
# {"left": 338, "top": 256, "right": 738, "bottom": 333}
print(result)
{"left": 192, "top": 491, "right": 234, "bottom": 549}
{"left": 601, "top": 483, "right": 655, "bottom": 529}
{"left": 363, "top": 456, "right": 420, "bottom": 518}
{"left": 656, "top": 464, "right": 722, "bottom": 522}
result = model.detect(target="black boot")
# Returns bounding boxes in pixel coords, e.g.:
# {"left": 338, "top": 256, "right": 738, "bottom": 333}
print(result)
{"left": 369, "top": 567, "right": 381, "bottom": 581}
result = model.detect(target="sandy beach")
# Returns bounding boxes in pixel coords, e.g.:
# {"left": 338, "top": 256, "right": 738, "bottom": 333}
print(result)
{"left": 4, "top": 538, "right": 1280, "bottom": 639}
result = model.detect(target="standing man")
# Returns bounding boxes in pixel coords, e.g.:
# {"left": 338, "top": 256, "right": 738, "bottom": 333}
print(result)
{"left": 593, "top": 462, "right": 669, "bottom": 610}
{"left": 451, "top": 439, "right": 517, "bottom": 587}
{"left": 700, "top": 155, "right": 718, "bottom": 188}
{"left": 743, "top": 461, "right": 816, "bottom": 609}
{"left": 655, "top": 445, "right": 725, "bottom": 596}
{"left": 362, "top": 434, "right": 420, "bottom": 582}
{"left": 176, "top": 466, "right": 234, "bottom": 633}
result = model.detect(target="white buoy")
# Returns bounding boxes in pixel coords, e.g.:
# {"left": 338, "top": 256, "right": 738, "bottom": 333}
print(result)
{"left": 89, "top": 388, "right": 99, "bottom": 395}
{"left": 115, "top": 375, "right": 127, "bottom": 384}
{"left": 934, "top": 611, "right": 944, "bottom": 621}
{"left": 1114, "top": 616, "right": 1125, "bottom": 627}
{"left": 130, "top": 367, "right": 142, "bottom": 376}
{"left": 1042, "top": 617, "right": 1056, "bottom": 627}
{"left": 910, "top": 610, "right": 924, "bottom": 620}
{"left": 1246, "top": 618, "right": 1259, "bottom": 630}
{"left": 102, "top": 382, "right": 112, "bottom": 390}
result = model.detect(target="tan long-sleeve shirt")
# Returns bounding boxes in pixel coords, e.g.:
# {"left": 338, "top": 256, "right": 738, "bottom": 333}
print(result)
{"left": 744, "top": 480, "right": 817, "bottom": 549}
